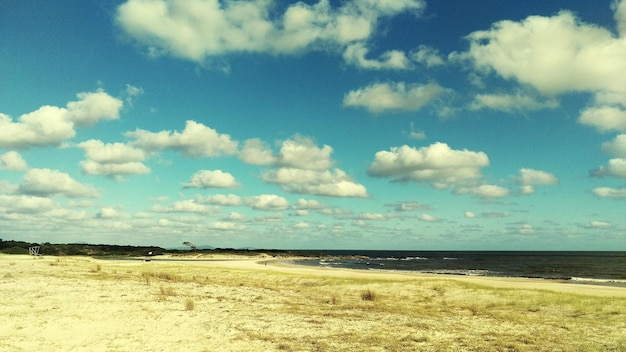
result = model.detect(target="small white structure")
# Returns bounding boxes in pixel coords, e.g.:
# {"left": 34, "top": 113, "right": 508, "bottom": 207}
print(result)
{"left": 28, "top": 246, "right": 40, "bottom": 256}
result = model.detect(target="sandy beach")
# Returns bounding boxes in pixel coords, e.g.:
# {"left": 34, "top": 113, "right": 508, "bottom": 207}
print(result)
{"left": 1, "top": 254, "right": 625, "bottom": 351}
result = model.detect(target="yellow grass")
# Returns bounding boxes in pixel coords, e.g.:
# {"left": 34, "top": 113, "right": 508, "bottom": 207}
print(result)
{"left": 1, "top": 254, "right": 625, "bottom": 351}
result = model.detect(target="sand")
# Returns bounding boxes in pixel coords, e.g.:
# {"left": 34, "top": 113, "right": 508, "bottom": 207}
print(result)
{"left": 1, "top": 254, "right": 625, "bottom": 351}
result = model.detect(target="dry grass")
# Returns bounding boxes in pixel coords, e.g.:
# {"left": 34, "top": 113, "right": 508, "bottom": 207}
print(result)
{"left": 2, "top": 255, "right": 625, "bottom": 351}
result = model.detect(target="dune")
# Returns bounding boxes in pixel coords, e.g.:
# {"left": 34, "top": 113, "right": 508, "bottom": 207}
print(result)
{"left": 1, "top": 254, "right": 625, "bottom": 351}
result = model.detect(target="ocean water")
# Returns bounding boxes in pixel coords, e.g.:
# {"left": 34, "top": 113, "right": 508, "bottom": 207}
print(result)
{"left": 294, "top": 251, "right": 626, "bottom": 286}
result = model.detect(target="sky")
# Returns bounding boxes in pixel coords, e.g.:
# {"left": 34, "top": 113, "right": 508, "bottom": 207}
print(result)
{"left": 1, "top": 0, "right": 625, "bottom": 250}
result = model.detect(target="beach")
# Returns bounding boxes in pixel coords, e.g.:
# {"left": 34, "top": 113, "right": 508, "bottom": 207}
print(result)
{"left": 1, "top": 254, "right": 625, "bottom": 351}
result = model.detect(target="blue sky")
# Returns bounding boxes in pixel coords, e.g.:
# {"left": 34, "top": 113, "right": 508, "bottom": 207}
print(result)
{"left": 1, "top": 0, "right": 625, "bottom": 250}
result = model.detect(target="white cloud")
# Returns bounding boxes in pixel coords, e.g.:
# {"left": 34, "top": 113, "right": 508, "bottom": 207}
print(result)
{"left": 465, "top": 10, "right": 626, "bottom": 96}
{"left": 293, "top": 221, "right": 310, "bottom": 229}
{"left": 78, "top": 139, "right": 150, "bottom": 178}
{"left": 78, "top": 139, "right": 146, "bottom": 163}
{"left": 293, "top": 198, "right": 326, "bottom": 210}
{"left": 262, "top": 168, "right": 368, "bottom": 198}
{"left": 182, "top": 170, "right": 239, "bottom": 189}
{"left": 368, "top": 142, "right": 489, "bottom": 186}
{"left": 0, "top": 195, "right": 56, "bottom": 213}
{"left": 591, "top": 158, "right": 626, "bottom": 179}
{"left": 578, "top": 106, "right": 626, "bottom": 133}
{"left": 209, "top": 221, "right": 245, "bottom": 230}
{"left": 0, "top": 90, "right": 122, "bottom": 149}
{"left": 464, "top": 3, "right": 626, "bottom": 133}
{"left": 66, "top": 91, "right": 123, "bottom": 127}
{"left": 519, "top": 168, "right": 558, "bottom": 194}
{"left": 343, "top": 81, "right": 446, "bottom": 113}
{"left": 238, "top": 138, "right": 275, "bottom": 165}
{"left": 124, "top": 84, "right": 144, "bottom": 106}
{"left": 482, "top": 211, "right": 509, "bottom": 218}
{"left": 96, "top": 207, "right": 129, "bottom": 219}
{"left": 580, "top": 221, "right": 612, "bottom": 229}
{"left": 418, "top": 213, "right": 437, "bottom": 222}
{"left": 469, "top": 92, "right": 559, "bottom": 112}
{"left": 223, "top": 212, "right": 245, "bottom": 221}
{"left": 245, "top": 194, "right": 290, "bottom": 211}
{"left": 198, "top": 194, "right": 243, "bottom": 206}
{"left": 410, "top": 45, "right": 445, "bottom": 67}
{"left": 342, "top": 43, "right": 411, "bottom": 70}
{"left": 454, "top": 184, "right": 510, "bottom": 198}
{"left": 592, "top": 187, "right": 626, "bottom": 198}
{"left": 152, "top": 199, "right": 218, "bottom": 215}
{"left": 276, "top": 136, "right": 334, "bottom": 170}
{"left": 389, "top": 201, "right": 431, "bottom": 212}
{"left": 244, "top": 135, "right": 368, "bottom": 198}
{"left": 517, "top": 223, "right": 534, "bottom": 235}
{"left": 602, "top": 134, "right": 626, "bottom": 157}
{"left": 126, "top": 120, "right": 238, "bottom": 158}
{"left": 18, "top": 168, "right": 100, "bottom": 198}
{"left": 614, "top": 0, "right": 626, "bottom": 36}
{"left": 0, "top": 151, "right": 27, "bottom": 171}
{"left": 80, "top": 160, "right": 150, "bottom": 178}
{"left": 115, "top": 0, "right": 425, "bottom": 64}
{"left": 359, "top": 212, "right": 385, "bottom": 220}
{"left": 464, "top": 211, "right": 476, "bottom": 218}
{"left": 240, "top": 135, "right": 334, "bottom": 170}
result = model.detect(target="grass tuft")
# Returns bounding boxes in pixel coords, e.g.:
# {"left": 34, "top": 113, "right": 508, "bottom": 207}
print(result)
{"left": 185, "top": 298, "right": 195, "bottom": 311}
{"left": 360, "top": 289, "right": 377, "bottom": 301}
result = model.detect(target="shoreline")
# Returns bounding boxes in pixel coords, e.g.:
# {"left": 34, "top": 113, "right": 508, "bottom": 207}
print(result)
{"left": 139, "top": 254, "right": 626, "bottom": 297}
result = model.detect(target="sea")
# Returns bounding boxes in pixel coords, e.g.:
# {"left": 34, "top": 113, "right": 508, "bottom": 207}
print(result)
{"left": 293, "top": 251, "right": 626, "bottom": 287}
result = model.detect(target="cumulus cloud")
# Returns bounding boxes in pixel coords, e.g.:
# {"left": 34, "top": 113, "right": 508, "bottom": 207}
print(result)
{"left": 115, "top": 0, "right": 425, "bottom": 66}
{"left": 198, "top": 193, "right": 243, "bottom": 206}
{"left": 343, "top": 81, "right": 447, "bottom": 113}
{"left": 388, "top": 201, "right": 431, "bottom": 212}
{"left": 182, "top": 170, "right": 239, "bottom": 189}
{"left": 454, "top": 184, "right": 510, "bottom": 198}
{"left": 602, "top": 134, "right": 626, "bottom": 157}
{"left": 464, "top": 211, "right": 476, "bottom": 218}
{"left": 18, "top": 168, "right": 100, "bottom": 198}
{"left": 578, "top": 106, "right": 626, "bottom": 133}
{"left": 96, "top": 207, "right": 129, "bottom": 219}
{"left": 126, "top": 120, "right": 238, "bottom": 158}
{"left": 240, "top": 135, "right": 333, "bottom": 170}
{"left": 0, "top": 195, "right": 56, "bottom": 213}
{"left": 238, "top": 138, "right": 275, "bottom": 165}
{"left": 465, "top": 9, "right": 626, "bottom": 96}
{"left": 592, "top": 187, "right": 626, "bottom": 198}
{"left": 0, "top": 151, "right": 27, "bottom": 171}
{"left": 242, "top": 135, "right": 368, "bottom": 198}
{"left": 209, "top": 221, "right": 245, "bottom": 230}
{"left": 245, "top": 194, "right": 290, "bottom": 211}
{"left": 78, "top": 139, "right": 150, "bottom": 178}
{"left": 358, "top": 212, "right": 385, "bottom": 220}
{"left": 411, "top": 45, "right": 445, "bottom": 67}
{"left": 262, "top": 168, "right": 368, "bottom": 198}
{"left": 342, "top": 43, "right": 411, "bottom": 70}
{"left": 152, "top": 199, "right": 218, "bottom": 215}
{"left": 580, "top": 221, "right": 612, "bottom": 229}
{"left": 519, "top": 168, "right": 558, "bottom": 194}
{"left": 418, "top": 213, "right": 437, "bottom": 222}
{"left": 463, "top": 3, "right": 626, "bottom": 125}
{"left": 293, "top": 198, "right": 326, "bottom": 210}
{"left": 0, "top": 90, "right": 122, "bottom": 149}
{"left": 469, "top": 92, "right": 559, "bottom": 112}
{"left": 591, "top": 158, "right": 626, "bottom": 179}
{"left": 368, "top": 142, "right": 489, "bottom": 186}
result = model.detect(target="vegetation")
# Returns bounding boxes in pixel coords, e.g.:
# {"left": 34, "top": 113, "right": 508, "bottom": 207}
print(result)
{"left": 0, "top": 239, "right": 313, "bottom": 258}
